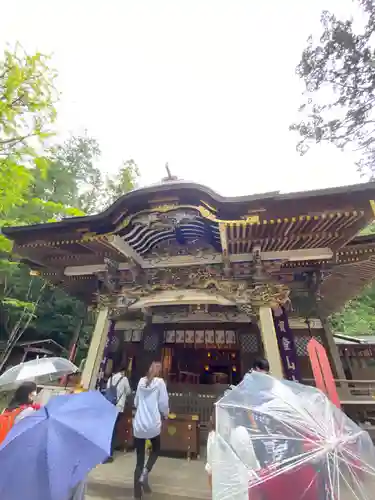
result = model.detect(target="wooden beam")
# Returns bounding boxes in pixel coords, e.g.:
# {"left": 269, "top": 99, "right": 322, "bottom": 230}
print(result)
{"left": 65, "top": 264, "right": 107, "bottom": 276}
{"left": 126, "top": 289, "right": 235, "bottom": 309}
{"left": 231, "top": 248, "right": 333, "bottom": 263}
{"left": 106, "top": 235, "right": 146, "bottom": 267}
{"left": 64, "top": 247, "right": 334, "bottom": 276}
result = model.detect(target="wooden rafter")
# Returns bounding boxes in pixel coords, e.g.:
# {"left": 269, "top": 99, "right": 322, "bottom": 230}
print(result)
{"left": 105, "top": 234, "right": 146, "bottom": 267}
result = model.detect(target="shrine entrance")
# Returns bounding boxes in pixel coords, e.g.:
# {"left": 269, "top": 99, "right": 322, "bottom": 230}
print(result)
{"left": 161, "top": 326, "right": 243, "bottom": 386}
{"left": 5, "top": 178, "right": 375, "bottom": 446}
{"left": 112, "top": 309, "right": 264, "bottom": 387}
{"left": 165, "top": 344, "right": 241, "bottom": 386}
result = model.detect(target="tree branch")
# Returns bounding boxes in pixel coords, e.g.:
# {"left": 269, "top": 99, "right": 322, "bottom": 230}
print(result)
{"left": 0, "top": 134, "right": 34, "bottom": 146}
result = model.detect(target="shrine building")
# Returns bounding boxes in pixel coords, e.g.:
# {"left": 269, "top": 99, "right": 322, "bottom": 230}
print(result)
{"left": 4, "top": 179, "right": 375, "bottom": 426}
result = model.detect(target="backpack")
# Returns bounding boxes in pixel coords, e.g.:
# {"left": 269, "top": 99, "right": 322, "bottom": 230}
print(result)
{"left": 104, "top": 375, "right": 122, "bottom": 405}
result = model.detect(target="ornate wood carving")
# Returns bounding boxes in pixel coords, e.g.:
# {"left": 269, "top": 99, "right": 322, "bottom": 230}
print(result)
{"left": 146, "top": 240, "right": 220, "bottom": 263}
{"left": 131, "top": 207, "right": 200, "bottom": 230}
{"left": 152, "top": 308, "right": 251, "bottom": 323}
{"left": 96, "top": 257, "right": 121, "bottom": 294}
{"left": 115, "top": 264, "right": 291, "bottom": 310}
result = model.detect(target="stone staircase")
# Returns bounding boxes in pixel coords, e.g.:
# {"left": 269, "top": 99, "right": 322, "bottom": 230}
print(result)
{"left": 88, "top": 453, "right": 210, "bottom": 500}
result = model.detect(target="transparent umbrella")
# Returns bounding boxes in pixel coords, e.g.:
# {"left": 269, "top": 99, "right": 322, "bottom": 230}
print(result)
{"left": 0, "top": 357, "right": 78, "bottom": 391}
{"left": 213, "top": 372, "right": 375, "bottom": 500}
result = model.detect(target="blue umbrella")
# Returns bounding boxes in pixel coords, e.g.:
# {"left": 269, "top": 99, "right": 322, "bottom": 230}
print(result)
{"left": 0, "top": 390, "right": 119, "bottom": 500}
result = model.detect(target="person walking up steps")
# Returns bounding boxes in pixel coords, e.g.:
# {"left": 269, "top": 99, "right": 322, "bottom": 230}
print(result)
{"left": 132, "top": 361, "right": 169, "bottom": 499}
{"left": 105, "top": 365, "right": 131, "bottom": 462}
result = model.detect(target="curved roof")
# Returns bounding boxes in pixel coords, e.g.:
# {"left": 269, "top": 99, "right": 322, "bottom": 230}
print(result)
{"left": 3, "top": 180, "right": 375, "bottom": 237}
{"left": 3, "top": 180, "right": 375, "bottom": 311}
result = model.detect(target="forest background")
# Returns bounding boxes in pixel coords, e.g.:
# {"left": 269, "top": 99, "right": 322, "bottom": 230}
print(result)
{"left": 0, "top": 46, "right": 139, "bottom": 367}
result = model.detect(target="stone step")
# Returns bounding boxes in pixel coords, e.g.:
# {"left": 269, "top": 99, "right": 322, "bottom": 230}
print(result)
{"left": 88, "top": 480, "right": 206, "bottom": 500}
{"left": 88, "top": 453, "right": 210, "bottom": 500}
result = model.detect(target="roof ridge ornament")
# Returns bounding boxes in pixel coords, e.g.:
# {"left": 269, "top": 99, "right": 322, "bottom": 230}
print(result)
{"left": 162, "top": 163, "right": 178, "bottom": 182}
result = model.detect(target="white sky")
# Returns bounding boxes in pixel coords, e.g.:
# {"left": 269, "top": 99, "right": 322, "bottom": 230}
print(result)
{"left": 2, "top": 0, "right": 364, "bottom": 196}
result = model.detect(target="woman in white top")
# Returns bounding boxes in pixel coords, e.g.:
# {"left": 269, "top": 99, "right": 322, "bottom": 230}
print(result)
{"left": 133, "top": 361, "right": 169, "bottom": 499}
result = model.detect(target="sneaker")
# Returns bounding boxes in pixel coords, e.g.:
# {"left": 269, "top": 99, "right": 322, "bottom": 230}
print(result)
{"left": 134, "top": 481, "right": 143, "bottom": 499}
{"left": 139, "top": 468, "right": 152, "bottom": 494}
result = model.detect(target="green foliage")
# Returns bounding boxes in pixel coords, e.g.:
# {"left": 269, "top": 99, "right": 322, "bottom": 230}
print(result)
{"left": 105, "top": 159, "right": 140, "bottom": 208}
{"left": 0, "top": 45, "right": 58, "bottom": 250}
{"left": 290, "top": 1, "right": 375, "bottom": 177}
{"left": 38, "top": 136, "right": 102, "bottom": 215}
{"left": 331, "top": 221, "right": 375, "bottom": 335}
{"left": 0, "top": 44, "right": 141, "bottom": 366}
{"left": 0, "top": 262, "right": 94, "bottom": 355}
{"left": 291, "top": 2, "right": 375, "bottom": 336}
{"left": 331, "top": 204, "right": 375, "bottom": 334}
{"left": 329, "top": 281, "right": 375, "bottom": 335}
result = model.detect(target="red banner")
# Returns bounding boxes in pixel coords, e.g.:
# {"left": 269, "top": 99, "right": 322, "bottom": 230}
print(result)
{"left": 308, "top": 338, "right": 341, "bottom": 409}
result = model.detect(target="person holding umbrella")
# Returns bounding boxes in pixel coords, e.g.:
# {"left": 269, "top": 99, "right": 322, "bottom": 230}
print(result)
{"left": 67, "top": 381, "right": 90, "bottom": 500}
{"left": 5, "top": 382, "right": 40, "bottom": 415}
{"left": 213, "top": 371, "right": 374, "bottom": 500}
{"left": 0, "top": 357, "right": 78, "bottom": 392}
{"left": 2, "top": 381, "right": 88, "bottom": 500}
{"left": 0, "top": 390, "right": 119, "bottom": 500}
{"left": 251, "top": 358, "right": 270, "bottom": 374}
{"left": 0, "top": 382, "right": 41, "bottom": 444}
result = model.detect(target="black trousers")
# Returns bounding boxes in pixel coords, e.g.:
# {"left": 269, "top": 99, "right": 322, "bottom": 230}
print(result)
{"left": 110, "top": 413, "right": 122, "bottom": 456}
{"left": 134, "top": 435, "right": 161, "bottom": 483}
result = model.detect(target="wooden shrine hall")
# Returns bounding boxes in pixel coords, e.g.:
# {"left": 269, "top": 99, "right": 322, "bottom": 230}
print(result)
{"left": 5, "top": 179, "right": 375, "bottom": 433}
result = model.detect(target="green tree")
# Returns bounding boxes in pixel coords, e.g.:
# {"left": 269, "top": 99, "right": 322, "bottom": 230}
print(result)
{"left": 36, "top": 135, "right": 103, "bottom": 215}
{"left": 0, "top": 42, "right": 140, "bottom": 363}
{"left": 0, "top": 46, "right": 97, "bottom": 367}
{"left": 1, "top": 138, "right": 140, "bottom": 367}
{"left": 105, "top": 159, "right": 140, "bottom": 207}
{"left": 0, "top": 262, "right": 94, "bottom": 369}
{"left": 290, "top": 4, "right": 375, "bottom": 335}
{"left": 0, "top": 44, "right": 62, "bottom": 367}
{"left": 290, "top": 1, "right": 375, "bottom": 178}
{"left": 329, "top": 282, "right": 375, "bottom": 335}
{"left": 0, "top": 45, "right": 59, "bottom": 251}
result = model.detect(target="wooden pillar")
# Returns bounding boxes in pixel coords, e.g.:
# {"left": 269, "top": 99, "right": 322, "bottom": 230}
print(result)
{"left": 258, "top": 306, "right": 284, "bottom": 379}
{"left": 319, "top": 315, "right": 347, "bottom": 381}
{"left": 81, "top": 307, "right": 110, "bottom": 390}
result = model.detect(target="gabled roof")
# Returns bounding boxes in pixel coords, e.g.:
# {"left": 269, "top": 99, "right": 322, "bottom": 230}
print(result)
{"left": 320, "top": 234, "right": 375, "bottom": 314}
{"left": 2, "top": 181, "right": 375, "bottom": 310}
{"left": 0, "top": 338, "right": 67, "bottom": 353}
{"left": 3, "top": 180, "right": 375, "bottom": 239}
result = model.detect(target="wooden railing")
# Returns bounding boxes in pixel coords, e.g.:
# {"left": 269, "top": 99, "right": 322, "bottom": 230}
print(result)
{"left": 302, "top": 378, "right": 375, "bottom": 436}
{"left": 302, "top": 378, "right": 375, "bottom": 402}
{"left": 39, "top": 380, "right": 375, "bottom": 442}
{"left": 167, "top": 383, "right": 224, "bottom": 424}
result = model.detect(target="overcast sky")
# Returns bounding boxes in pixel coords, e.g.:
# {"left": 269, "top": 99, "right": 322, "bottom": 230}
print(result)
{"left": 2, "top": 0, "right": 363, "bottom": 196}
